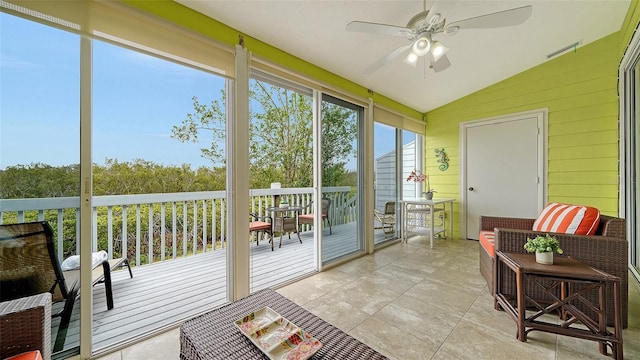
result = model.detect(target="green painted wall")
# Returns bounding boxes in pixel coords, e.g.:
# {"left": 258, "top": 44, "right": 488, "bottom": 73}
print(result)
{"left": 621, "top": 0, "right": 640, "bottom": 56}
{"left": 425, "top": 11, "right": 639, "bottom": 226}
{"left": 125, "top": 0, "right": 421, "bottom": 120}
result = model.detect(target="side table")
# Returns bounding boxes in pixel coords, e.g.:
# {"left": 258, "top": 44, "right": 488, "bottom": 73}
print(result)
{"left": 494, "top": 251, "right": 622, "bottom": 360}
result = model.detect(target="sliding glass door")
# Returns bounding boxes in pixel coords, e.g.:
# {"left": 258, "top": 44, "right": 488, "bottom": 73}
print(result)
{"left": 248, "top": 71, "right": 316, "bottom": 290}
{"left": 320, "top": 94, "right": 363, "bottom": 264}
{"left": 92, "top": 39, "right": 229, "bottom": 351}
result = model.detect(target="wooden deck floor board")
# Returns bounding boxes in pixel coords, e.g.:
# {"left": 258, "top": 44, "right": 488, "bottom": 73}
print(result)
{"left": 52, "top": 224, "right": 395, "bottom": 354}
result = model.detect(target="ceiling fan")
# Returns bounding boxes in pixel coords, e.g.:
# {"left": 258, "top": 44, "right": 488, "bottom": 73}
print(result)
{"left": 346, "top": 1, "right": 533, "bottom": 74}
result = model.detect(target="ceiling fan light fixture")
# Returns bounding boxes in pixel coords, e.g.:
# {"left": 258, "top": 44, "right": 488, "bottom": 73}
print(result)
{"left": 412, "top": 35, "right": 431, "bottom": 56}
{"left": 430, "top": 41, "right": 449, "bottom": 62}
{"left": 403, "top": 51, "right": 419, "bottom": 66}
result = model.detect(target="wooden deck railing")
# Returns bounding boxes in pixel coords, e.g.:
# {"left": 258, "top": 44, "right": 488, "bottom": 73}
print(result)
{"left": 0, "top": 187, "right": 353, "bottom": 266}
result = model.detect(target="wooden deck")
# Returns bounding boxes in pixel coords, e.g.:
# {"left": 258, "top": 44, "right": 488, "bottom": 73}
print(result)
{"left": 54, "top": 222, "right": 396, "bottom": 354}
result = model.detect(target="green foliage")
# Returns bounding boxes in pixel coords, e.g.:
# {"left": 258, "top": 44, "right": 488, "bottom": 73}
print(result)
{"left": 171, "top": 93, "right": 227, "bottom": 166}
{"left": 524, "top": 234, "right": 563, "bottom": 254}
{"left": 93, "top": 158, "right": 225, "bottom": 195}
{"left": 0, "top": 162, "right": 80, "bottom": 198}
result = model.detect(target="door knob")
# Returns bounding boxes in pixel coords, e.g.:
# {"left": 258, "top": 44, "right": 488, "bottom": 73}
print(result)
{"left": 468, "top": 187, "right": 474, "bottom": 191}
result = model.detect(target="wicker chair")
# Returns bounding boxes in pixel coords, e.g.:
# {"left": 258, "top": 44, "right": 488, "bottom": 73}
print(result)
{"left": 249, "top": 212, "right": 273, "bottom": 250}
{"left": 479, "top": 214, "right": 628, "bottom": 328}
{"left": 0, "top": 222, "right": 79, "bottom": 352}
{"left": 298, "top": 197, "right": 332, "bottom": 235}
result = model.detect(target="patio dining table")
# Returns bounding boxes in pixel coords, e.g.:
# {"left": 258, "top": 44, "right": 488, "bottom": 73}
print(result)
{"left": 265, "top": 205, "right": 303, "bottom": 248}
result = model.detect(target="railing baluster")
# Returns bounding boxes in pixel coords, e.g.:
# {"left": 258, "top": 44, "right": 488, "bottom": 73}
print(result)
{"left": 75, "top": 208, "right": 80, "bottom": 255}
{"left": 107, "top": 206, "right": 113, "bottom": 259}
{"left": 211, "top": 199, "right": 217, "bottom": 250}
{"left": 221, "top": 198, "right": 226, "bottom": 247}
{"left": 136, "top": 204, "right": 141, "bottom": 266}
{"left": 148, "top": 204, "right": 153, "bottom": 264}
{"left": 161, "top": 202, "right": 166, "bottom": 261}
{"left": 192, "top": 200, "right": 197, "bottom": 255}
{"left": 92, "top": 207, "right": 98, "bottom": 252}
{"left": 202, "top": 199, "right": 208, "bottom": 252}
{"left": 57, "top": 211, "right": 64, "bottom": 262}
{"left": 172, "top": 202, "right": 177, "bottom": 259}
{"left": 182, "top": 201, "right": 188, "bottom": 257}
{"left": 122, "top": 205, "right": 128, "bottom": 262}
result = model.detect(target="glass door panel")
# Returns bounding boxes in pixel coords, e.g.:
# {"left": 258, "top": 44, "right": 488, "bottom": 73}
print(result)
{"left": 0, "top": 12, "right": 81, "bottom": 358}
{"left": 248, "top": 74, "right": 315, "bottom": 291}
{"left": 320, "top": 94, "right": 363, "bottom": 264}
{"left": 92, "top": 39, "right": 228, "bottom": 351}
{"left": 373, "top": 123, "right": 399, "bottom": 244}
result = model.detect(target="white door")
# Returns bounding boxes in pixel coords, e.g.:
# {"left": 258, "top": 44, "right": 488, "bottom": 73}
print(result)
{"left": 463, "top": 111, "right": 545, "bottom": 239}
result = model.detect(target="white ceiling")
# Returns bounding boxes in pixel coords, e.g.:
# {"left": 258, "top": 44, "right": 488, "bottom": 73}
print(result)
{"left": 176, "top": 0, "right": 630, "bottom": 113}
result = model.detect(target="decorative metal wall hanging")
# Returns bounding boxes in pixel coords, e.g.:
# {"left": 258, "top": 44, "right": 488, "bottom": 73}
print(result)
{"left": 434, "top": 148, "right": 449, "bottom": 171}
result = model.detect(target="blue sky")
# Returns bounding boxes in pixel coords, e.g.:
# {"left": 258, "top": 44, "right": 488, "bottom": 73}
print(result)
{"left": 1, "top": 12, "right": 401, "bottom": 171}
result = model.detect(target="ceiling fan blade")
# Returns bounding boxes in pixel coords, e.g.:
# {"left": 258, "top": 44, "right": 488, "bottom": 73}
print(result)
{"left": 346, "top": 21, "right": 411, "bottom": 37}
{"left": 364, "top": 43, "right": 412, "bottom": 74}
{"left": 445, "top": 5, "right": 532, "bottom": 30}
{"left": 431, "top": 54, "right": 451, "bottom": 72}
{"left": 426, "top": 0, "right": 458, "bottom": 30}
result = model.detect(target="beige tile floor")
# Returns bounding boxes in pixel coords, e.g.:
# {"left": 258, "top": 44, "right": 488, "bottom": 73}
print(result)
{"left": 94, "top": 237, "right": 640, "bottom": 360}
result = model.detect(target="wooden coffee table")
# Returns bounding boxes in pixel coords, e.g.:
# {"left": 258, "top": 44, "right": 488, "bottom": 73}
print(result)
{"left": 494, "top": 251, "right": 623, "bottom": 359}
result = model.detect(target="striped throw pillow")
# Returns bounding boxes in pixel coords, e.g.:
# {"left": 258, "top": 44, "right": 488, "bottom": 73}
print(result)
{"left": 533, "top": 203, "right": 600, "bottom": 235}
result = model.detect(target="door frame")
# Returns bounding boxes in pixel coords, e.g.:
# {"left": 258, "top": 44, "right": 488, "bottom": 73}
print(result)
{"left": 459, "top": 108, "right": 548, "bottom": 239}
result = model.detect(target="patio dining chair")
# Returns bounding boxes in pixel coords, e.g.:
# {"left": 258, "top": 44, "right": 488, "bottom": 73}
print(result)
{"left": 249, "top": 213, "right": 274, "bottom": 250}
{"left": 298, "top": 197, "right": 332, "bottom": 235}
{"left": 374, "top": 201, "right": 396, "bottom": 236}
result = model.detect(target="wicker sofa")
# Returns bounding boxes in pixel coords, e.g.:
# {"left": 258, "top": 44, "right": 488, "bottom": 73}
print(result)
{"left": 479, "top": 214, "right": 628, "bottom": 328}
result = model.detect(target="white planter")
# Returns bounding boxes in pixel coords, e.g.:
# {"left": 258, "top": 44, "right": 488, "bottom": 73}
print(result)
{"left": 535, "top": 251, "right": 553, "bottom": 265}
{"left": 279, "top": 204, "right": 289, "bottom": 209}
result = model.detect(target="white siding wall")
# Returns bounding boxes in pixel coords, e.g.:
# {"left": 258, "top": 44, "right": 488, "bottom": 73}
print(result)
{"left": 375, "top": 140, "right": 419, "bottom": 210}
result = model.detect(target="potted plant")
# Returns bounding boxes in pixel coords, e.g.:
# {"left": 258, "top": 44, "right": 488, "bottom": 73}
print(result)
{"left": 279, "top": 199, "right": 289, "bottom": 209}
{"left": 524, "top": 233, "right": 563, "bottom": 264}
{"left": 406, "top": 169, "right": 435, "bottom": 199}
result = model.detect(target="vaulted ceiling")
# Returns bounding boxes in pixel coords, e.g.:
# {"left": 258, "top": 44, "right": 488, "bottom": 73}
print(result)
{"left": 176, "top": 0, "right": 630, "bottom": 113}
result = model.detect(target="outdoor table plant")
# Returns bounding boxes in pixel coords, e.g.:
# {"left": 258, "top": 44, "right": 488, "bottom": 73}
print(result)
{"left": 524, "top": 233, "right": 563, "bottom": 264}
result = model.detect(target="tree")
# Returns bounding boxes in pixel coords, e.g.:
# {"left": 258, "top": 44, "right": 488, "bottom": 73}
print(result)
{"left": 171, "top": 91, "right": 227, "bottom": 167}
{"left": 171, "top": 80, "right": 357, "bottom": 188}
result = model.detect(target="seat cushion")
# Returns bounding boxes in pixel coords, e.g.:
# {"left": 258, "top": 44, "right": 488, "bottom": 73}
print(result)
{"left": 533, "top": 203, "right": 600, "bottom": 235}
{"left": 479, "top": 230, "right": 495, "bottom": 257}
{"left": 5, "top": 351, "right": 43, "bottom": 360}
{"left": 249, "top": 221, "right": 271, "bottom": 232}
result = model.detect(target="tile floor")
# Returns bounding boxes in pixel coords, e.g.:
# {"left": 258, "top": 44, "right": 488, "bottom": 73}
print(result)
{"left": 94, "top": 236, "right": 640, "bottom": 360}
